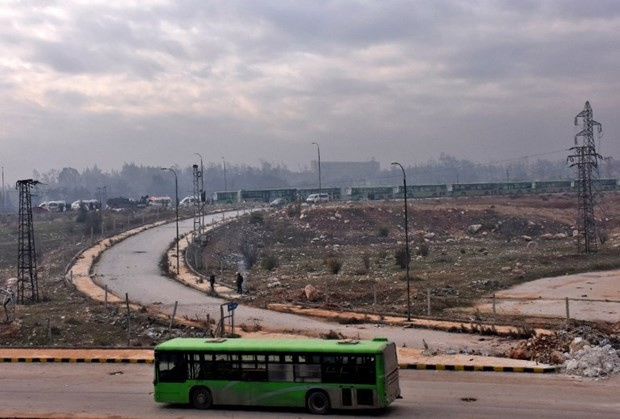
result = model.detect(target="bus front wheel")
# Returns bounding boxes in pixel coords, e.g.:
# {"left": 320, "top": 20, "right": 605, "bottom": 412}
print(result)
{"left": 307, "top": 391, "right": 330, "bottom": 415}
{"left": 191, "top": 387, "right": 213, "bottom": 409}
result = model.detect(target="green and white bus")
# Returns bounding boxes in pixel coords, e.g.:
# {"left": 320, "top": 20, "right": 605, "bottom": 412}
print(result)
{"left": 153, "top": 337, "right": 401, "bottom": 414}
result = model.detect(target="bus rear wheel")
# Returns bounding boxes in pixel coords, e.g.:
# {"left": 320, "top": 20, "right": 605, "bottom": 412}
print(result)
{"left": 191, "top": 387, "right": 213, "bottom": 409}
{"left": 307, "top": 391, "right": 330, "bottom": 415}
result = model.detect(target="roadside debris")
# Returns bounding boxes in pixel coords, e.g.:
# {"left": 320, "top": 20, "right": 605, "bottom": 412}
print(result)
{"left": 506, "top": 322, "right": 620, "bottom": 377}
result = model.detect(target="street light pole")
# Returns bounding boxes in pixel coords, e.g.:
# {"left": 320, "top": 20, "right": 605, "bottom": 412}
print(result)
{"left": 161, "top": 167, "right": 179, "bottom": 275}
{"left": 392, "top": 161, "right": 411, "bottom": 321}
{"left": 194, "top": 152, "right": 204, "bottom": 226}
{"left": 312, "top": 142, "right": 321, "bottom": 192}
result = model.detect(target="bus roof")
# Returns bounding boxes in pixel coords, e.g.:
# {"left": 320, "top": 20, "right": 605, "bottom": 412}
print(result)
{"left": 155, "top": 338, "right": 391, "bottom": 354}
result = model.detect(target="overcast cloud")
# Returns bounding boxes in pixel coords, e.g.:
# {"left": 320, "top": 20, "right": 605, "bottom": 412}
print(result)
{"left": 1, "top": 0, "right": 619, "bottom": 182}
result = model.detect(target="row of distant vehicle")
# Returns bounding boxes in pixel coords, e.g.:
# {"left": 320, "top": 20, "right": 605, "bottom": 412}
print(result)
{"left": 34, "top": 195, "right": 202, "bottom": 213}
{"left": 269, "top": 193, "right": 330, "bottom": 207}
{"left": 36, "top": 199, "right": 101, "bottom": 212}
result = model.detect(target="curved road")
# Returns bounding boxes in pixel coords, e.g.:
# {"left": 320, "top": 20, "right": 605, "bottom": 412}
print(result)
{"left": 95, "top": 211, "right": 508, "bottom": 352}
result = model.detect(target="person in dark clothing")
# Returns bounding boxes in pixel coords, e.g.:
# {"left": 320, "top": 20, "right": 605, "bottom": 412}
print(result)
{"left": 236, "top": 272, "right": 244, "bottom": 294}
{"left": 209, "top": 273, "right": 216, "bottom": 292}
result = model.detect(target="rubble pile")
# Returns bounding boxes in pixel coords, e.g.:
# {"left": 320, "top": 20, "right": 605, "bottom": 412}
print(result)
{"left": 506, "top": 333, "right": 566, "bottom": 364}
{"left": 563, "top": 337, "right": 620, "bottom": 378}
{"left": 506, "top": 322, "right": 620, "bottom": 375}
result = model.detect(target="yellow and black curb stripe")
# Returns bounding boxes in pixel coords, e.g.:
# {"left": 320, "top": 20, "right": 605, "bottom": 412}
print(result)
{"left": 0, "top": 357, "right": 153, "bottom": 364}
{"left": 400, "top": 363, "right": 558, "bottom": 373}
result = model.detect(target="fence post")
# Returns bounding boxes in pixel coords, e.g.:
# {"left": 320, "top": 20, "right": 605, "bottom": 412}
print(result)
{"left": 492, "top": 293, "right": 496, "bottom": 316}
{"left": 324, "top": 277, "right": 328, "bottom": 304}
{"left": 169, "top": 301, "right": 178, "bottom": 331}
{"left": 565, "top": 297, "right": 570, "bottom": 321}
{"left": 125, "top": 293, "right": 131, "bottom": 346}
{"left": 104, "top": 285, "right": 108, "bottom": 309}
{"left": 427, "top": 288, "right": 431, "bottom": 316}
{"left": 373, "top": 284, "right": 377, "bottom": 306}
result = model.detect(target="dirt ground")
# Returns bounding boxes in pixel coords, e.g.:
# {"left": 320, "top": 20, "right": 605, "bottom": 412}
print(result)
{"left": 199, "top": 193, "right": 620, "bottom": 325}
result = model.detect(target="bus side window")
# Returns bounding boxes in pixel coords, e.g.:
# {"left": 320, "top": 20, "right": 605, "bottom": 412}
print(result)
{"left": 158, "top": 353, "right": 187, "bottom": 383}
{"left": 294, "top": 355, "right": 321, "bottom": 383}
{"left": 241, "top": 354, "right": 267, "bottom": 381}
{"left": 267, "top": 354, "right": 293, "bottom": 381}
{"left": 187, "top": 353, "right": 203, "bottom": 380}
{"left": 213, "top": 354, "right": 242, "bottom": 380}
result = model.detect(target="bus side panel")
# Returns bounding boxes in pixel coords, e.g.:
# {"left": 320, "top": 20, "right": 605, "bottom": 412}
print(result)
{"left": 250, "top": 382, "right": 312, "bottom": 408}
{"left": 154, "top": 382, "right": 191, "bottom": 404}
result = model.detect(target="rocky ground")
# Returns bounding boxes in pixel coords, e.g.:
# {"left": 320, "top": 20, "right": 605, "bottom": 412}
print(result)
{"left": 200, "top": 193, "right": 620, "bottom": 322}
{"left": 2, "top": 193, "right": 620, "bottom": 376}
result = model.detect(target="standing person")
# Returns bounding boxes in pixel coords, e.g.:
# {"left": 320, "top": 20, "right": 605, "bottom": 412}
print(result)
{"left": 236, "top": 272, "right": 244, "bottom": 294}
{"left": 209, "top": 273, "right": 216, "bottom": 292}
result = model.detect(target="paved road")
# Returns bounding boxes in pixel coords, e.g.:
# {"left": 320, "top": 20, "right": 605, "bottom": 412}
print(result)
{"left": 94, "top": 211, "right": 512, "bottom": 353}
{"left": 1, "top": 363, "right": 618, "bottom": 418}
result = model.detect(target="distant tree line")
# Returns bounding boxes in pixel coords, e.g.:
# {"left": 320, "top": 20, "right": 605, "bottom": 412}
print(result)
{"left": 18, "top": 153, "right": 618, "bottom": 206}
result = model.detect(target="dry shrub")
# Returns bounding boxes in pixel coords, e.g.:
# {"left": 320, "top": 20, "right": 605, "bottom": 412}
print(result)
{"left": 321, "top": 329, "right": 345, "bottom": 340}
{"left": 260, "top": 252, "right": 279, "bottom": 271}
{"left": 324, "top": 256, "right": 343, "bottom": 274}
{"left": 394, "top": 245, "right": 410, "bottom": 269}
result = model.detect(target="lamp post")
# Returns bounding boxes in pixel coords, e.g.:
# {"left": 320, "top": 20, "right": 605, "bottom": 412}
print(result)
{"left": 312, "top": 142, "right": 321, "bottom": 192}
{"left": 161, "top": 167, "right": 179, "bottom": 275}
{"left": 391, "top": 161, "right": 411, "bottom": 321}
{"left": 194, "top": 152, "right": 204, "bottom": 226}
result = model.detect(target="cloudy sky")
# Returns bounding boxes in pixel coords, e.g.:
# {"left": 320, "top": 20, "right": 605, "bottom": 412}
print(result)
{"left": 1, "top": 0, "right": 619, "bottom": 182}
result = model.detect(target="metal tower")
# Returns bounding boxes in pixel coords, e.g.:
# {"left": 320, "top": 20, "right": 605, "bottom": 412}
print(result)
{"left": 16, "top": 179, "right": 40, "bottom": 304}
{"left": 567, "top": 101, "right": 602, "bottom": 254}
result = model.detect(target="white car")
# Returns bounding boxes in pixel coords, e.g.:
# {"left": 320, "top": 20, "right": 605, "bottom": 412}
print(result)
{"left": 180, "top": 196, "right": 200, "bottom": 207}
{"left": 306, "top": 193, "right": 329, "bottom": 204}
{"left": 39, "top": 200, "right": 67, "bottom": 212}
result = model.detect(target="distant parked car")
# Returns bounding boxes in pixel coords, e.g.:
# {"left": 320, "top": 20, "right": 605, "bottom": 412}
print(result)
{"left": 305, "top": 193, "right": 329, "bottom": 204}
{"left": 38, "top": 200, "right": 67, "bottom": 212}
{"left": 71, "top": 199, "right": 100, "bottom": 211}
{"left": 269, "top": 198, "right": 287, "bottom": 207}
{"left": 147, "top": 196, "right": 172, "bottom": 207}
{"left": 180, "top": 196, "right": 200, "bottom": 207}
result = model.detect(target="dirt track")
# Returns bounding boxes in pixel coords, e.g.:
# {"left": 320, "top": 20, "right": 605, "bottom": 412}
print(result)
{"left": 476, "top": 270, "right": 620, "bottom": 322}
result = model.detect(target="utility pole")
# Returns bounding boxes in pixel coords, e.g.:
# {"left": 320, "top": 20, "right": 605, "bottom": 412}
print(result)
{"left": 16, "top": 179, "right": 41, "bottom": 304}
{"left": 312, "top": 142, "right": 321, "bottom": 192}
{"left": 567, "top": 101, "right": 602, "bottom": 254}
{"left": 1, "top": 166, "right": 4, "bottom": 212}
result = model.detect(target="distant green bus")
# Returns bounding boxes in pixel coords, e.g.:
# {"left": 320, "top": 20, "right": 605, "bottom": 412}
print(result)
{"left": 153, "top": 337, "right": 401, "bottom": 414}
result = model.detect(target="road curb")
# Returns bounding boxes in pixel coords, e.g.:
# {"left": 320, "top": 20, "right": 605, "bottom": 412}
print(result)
{"left": 1, "top": 357, "right": 556, "bottom": 373}
{"left": 399, "top": 363, "right": 558, "bottom": 373}
{"left": 0, "top": 357, "right": 153, "bottom": 364}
